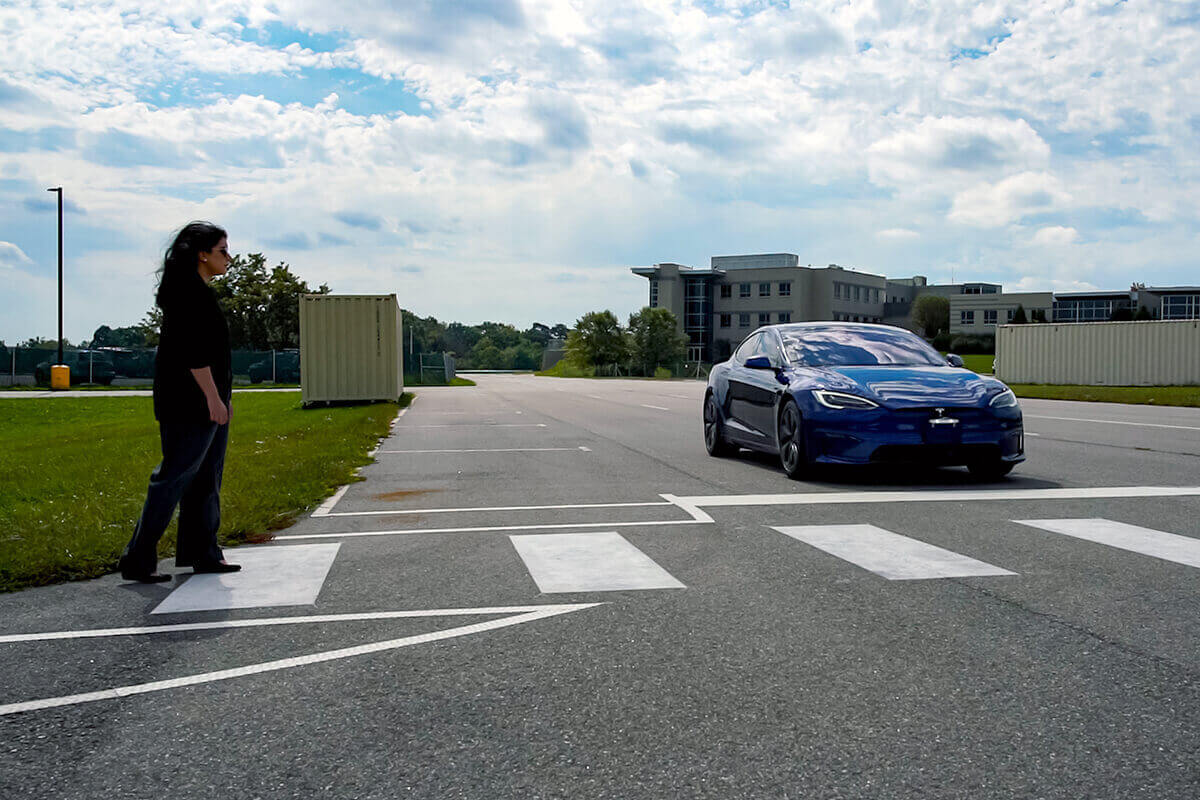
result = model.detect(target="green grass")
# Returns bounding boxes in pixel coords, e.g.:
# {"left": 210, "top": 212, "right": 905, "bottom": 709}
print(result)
{"left": 403, "top": 375, "right": 476, "bottom": 386}
{"left": 1006, "top": 384, "right": 1200, "bottom": 407}
{"left": 959, "top": 354, "right": 995, "bottom": 374}
{"left": 0, "top": 392, "right": 404, "bottom": 593}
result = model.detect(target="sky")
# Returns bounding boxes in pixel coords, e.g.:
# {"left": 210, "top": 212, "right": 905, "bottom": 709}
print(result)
{"left": 2, "top": 0, "right": 1198, "bottom": 344}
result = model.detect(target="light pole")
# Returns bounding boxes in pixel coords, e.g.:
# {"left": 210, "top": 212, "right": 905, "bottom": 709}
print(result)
{"left": 47, "top": 186, "right": 63, "bottom": 365}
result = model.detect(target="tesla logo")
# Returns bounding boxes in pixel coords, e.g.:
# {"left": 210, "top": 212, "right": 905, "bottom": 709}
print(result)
{"left": 934, "top": 408, "right": 945, "bottom": 417}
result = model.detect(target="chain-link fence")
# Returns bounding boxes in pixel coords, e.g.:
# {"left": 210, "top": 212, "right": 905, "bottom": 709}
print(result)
{"left": 0, "top": 346, "right": 303, "bottom": 387}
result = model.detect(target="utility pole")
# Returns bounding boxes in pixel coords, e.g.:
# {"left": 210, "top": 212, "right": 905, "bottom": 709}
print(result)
{"left": 47, "top": 186, "right": 63, "bottom": 364}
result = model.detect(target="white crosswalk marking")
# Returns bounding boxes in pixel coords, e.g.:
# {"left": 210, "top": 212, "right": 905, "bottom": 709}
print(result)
{"left": 1013, "top": 519, "right": 1200, "bottom": 569}
{"left": 773, "top": 524, "right": 1017, "bottom": 580}
{"left": 509, "top": 531, "right": 686, "bottom": 593}
{"left": 151, "top": 544, "right": 341, "bottom": 614}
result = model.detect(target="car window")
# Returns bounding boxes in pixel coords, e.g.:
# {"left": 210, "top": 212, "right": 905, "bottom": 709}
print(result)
{"left": 733, "top": 333, "right": 761, "bottom": 364}
{"left": 780, "top": 325, "right": 946, "bottom": 367}
{"left": 758, "top": 331, "right": 785, "bottom": 367}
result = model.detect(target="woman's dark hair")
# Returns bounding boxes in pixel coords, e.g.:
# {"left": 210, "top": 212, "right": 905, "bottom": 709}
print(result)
{"left": 156, "top": 221, "right": 227, "bottom": 307}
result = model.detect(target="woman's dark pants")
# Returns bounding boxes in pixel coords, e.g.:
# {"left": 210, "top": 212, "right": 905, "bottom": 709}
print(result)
{"left": 119, "top": 420, "right": 228, "bottom": 574}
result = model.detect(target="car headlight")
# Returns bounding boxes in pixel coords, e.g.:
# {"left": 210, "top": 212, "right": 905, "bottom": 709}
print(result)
{"left": 989, "top": 389, "right": 1019, "bottom": 408}
{"left": 813, "top": 390, "right": 879, "bottom": 410}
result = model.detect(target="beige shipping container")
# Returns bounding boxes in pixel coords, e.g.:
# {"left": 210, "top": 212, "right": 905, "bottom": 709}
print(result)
{"left": 995, "top": 319, "right": 1200, "bottom": 386}
{"left": 299, "top": 294, "right": 404, "bottom": 405}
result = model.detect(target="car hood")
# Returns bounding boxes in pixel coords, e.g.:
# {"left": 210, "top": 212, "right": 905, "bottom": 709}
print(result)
{"left": 802, "top": 365, "right": 999, "bottom": 407}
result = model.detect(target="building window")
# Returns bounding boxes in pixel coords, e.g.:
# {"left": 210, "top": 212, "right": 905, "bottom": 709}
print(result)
{"left": 778, "top": 312, "right": 791, "bottom": 323}
{"left": 779, "top": 282, "right": 791, "bottom": 297}
{"left": 739, "top": 283, "right": 751, "bottom": 298}
{"left": 984, "top": 309, "right": 998, "bottom": 325}
{"left": 759, "top": 282, "right": 770, "bottom": 297}
{"left": 720, "top": 284, "right": 731, "bottom": 299}
{"left": 1161, "top": 294, "right": 1200, "bottom": 319}
{"left": 758, "top": 312, "right": 770, "bottom": 326}
{"left": 649, "top": 280, "right": 658, "bottom": 308}
{"left": 960, "top": 310, "right": 975, "bottom": 325}
{"left": 739, "top": 313, "right": 750, "bottom": 327}
{"left": 833, "top": 283, "right": 842, "bottom": 299}
{"left": 1006, "top": 308, "right": 1015, "bottom": 322}
{"left": 853, "top": 285, "right": 861, "bottom": 302}
{"left": 719, "top": 313, "right": 731, "bottom": 328}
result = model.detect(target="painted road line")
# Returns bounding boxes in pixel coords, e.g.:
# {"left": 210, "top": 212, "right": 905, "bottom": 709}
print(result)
{"left": 641, "top": 404, "right": 670, "bottom": 411}
{"left": 1027, "top": 432, "right": 1041, "bottom": 437}
{"left": 1025, "top": 415, "right": 1200, "bottom": 432}
{"left": 311, "top": 484, "right": 350, "bottom": 517}
{"left": 152, "top": 544, "right": 341, "bottom": 614}
{"left": 660, "top": 494, "right": 715, "bottom": 523}
{"left": 276, "top": 518, "right": 711, "bottom": 540}
{"left": 774, "top": 524, "right": 1016, "bottom": 580}
{"left": 404, "top": 423, "right": 547, "bottom": 428}
{"left": 1014, "top": 518, "right": 1200, "bottom": 569}
{"left": 673, "top": 486, "right": 1200, "bottom": 508}
{"left": 377, "top": 446, "right": 590, "bottom": 454}
{"left": 314, "top": 499, "right": 673, "bottom": 518}
{"left": 0, "top": 604, "right": 598, "bottom": 644}
{"left": 511, "top": 532, "right": 686, "bottom": 593}
{"left": 0, "top": 604, "right": 600, "bottom": 717}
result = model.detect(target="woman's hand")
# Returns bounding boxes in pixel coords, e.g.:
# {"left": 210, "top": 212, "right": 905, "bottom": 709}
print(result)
{"left": 207, "top": 393, "right": 230, "bottom": 425}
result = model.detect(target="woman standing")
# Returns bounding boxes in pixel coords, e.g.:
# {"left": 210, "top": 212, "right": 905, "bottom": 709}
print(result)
{"left": 118, "top": 222, "right": 241, "bottom": 582}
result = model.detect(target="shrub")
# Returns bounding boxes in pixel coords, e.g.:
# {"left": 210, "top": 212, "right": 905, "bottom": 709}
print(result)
{"left": 931, "top": 332, "right": 953, "bottom": 351}
{"left": 948, "top": 334, "right": 995, "bottom": 354}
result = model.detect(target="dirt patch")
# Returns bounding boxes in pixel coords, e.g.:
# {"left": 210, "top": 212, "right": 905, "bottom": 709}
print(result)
{"left": 372, "top": 488, "right": 444, "bottom": 502}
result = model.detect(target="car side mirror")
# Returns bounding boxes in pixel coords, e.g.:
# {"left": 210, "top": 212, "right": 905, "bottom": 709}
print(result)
{"left": 946, "top": 353, "right": 964, "bottom": 368}
{"left": 744, "top": 356, "right": 774, "bottom": 370}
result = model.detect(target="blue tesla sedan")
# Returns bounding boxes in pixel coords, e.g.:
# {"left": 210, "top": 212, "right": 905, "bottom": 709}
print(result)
{"left": 703, "top": 323, "right": 1024, "bottom": 479}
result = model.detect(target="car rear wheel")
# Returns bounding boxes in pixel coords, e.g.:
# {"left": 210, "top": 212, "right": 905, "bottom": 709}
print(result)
{"left": 778, "top": 399, "right": 808, "bottom": 479}
{"left": 703, "top": 394, "right": 735, "bottom": 457}
{"left": 968, "top": 460, "right": 1015, "bottom": 480}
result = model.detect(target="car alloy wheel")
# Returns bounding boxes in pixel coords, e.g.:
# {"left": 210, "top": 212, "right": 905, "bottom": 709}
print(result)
{"left": 778, "top": 399, "right": 807, "bottom": 479}
{"left": 704, "top": 395, "right": 734, "bottom": 457}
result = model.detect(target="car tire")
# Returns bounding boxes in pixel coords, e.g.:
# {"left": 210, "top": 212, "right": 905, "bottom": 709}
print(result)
{"left": 778, "top": 398, "right": 809, "bottom": 479}
{"left": 968, "top": 460, "right": 1015, "bottom": 480}
{"left": 703, "top": 394, "right": 736, "bottom": 457}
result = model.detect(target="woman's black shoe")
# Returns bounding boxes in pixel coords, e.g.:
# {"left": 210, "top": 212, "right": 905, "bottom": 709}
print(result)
{"left": 120, "top": 570, "right": 172, "bottom": 583}
{"left": 192, "top": 561, "right": 241, "bottom": 574}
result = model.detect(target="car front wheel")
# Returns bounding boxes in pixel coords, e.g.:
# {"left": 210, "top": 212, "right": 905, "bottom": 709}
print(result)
{"left": 778, "top": 399, "right": 808, "bottom": 479}
{"left": 703, "top": 394, "right": 735, "bottom": 457}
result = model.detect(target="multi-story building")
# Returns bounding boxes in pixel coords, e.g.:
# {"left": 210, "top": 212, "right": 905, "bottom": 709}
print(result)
{"left": 632, "top": 253, "right": 1200, "bottom": 360}
{"left": 631, "top": 254, "right": 954, "bottom": 361}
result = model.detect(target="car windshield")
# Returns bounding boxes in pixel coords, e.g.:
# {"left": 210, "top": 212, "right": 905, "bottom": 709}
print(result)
{"left": 780, "top": 326, "right": 947, "bottom": 367}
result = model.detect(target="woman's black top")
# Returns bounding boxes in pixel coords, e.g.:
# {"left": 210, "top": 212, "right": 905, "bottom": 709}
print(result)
{"left": 153, "top": 273, "right": 232, "bottom": 422}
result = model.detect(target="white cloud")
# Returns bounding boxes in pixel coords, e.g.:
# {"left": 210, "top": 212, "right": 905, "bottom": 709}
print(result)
{"left": 0, "top": 241, "right": 33, "bottom": 270}
{"left": 949, "top": 172, "right": 1072, "bottom": 228}
{"left": 1031, "top": 226, "right": 1079, "bottom": 246}
{"left": 3, "top": 0, "right": 1200, "bottom": 342}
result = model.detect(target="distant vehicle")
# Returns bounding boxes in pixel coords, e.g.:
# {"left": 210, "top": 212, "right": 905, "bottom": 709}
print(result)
{"left": 248, "top": 350, "right": 300, "bottom": 384}
{"left": 35, "top": 350, "right": 117, "bottom": 386}
{"left": 95, "top": 347, "right": 156, "bottom": 379}
{"left": 704, "top": 323, "right": 1024, "bottom": 480}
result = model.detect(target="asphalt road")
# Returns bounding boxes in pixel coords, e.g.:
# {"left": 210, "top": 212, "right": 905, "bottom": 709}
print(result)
{"left": 1, "top": 375, "right": 1197, "bottom": 799}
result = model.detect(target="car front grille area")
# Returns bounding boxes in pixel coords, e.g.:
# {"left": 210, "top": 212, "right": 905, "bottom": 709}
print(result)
{"left": 870, "top": 444, "right": 1001, "bottom": 465}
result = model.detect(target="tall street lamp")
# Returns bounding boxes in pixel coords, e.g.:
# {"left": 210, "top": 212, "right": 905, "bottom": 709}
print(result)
{"left": 47, "top": 186, "right": 63, "bottom": 365}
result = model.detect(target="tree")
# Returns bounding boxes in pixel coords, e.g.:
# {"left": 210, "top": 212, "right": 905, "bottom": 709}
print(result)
{"left": 565, "top": 310, "right": 628, "bottom": 368}
{"left": 1031, "top": 308, "right": 1047, "bottom": 323}
{"left": 550, "top": 323, "right": 570, "bottom": 341}
{"left": 1134, "top": 305, "right": 1153, "bottom": 321}
{"left": 1110, "top": 307, "right": 1134, "bottom": 322}
{"left": 627, "top": 307, "right": 687, "bottom": 376}
{"left": 911, "top": 295, "right": 950, "bottom": 338}
{"left": 1011, "top": 304, "right": 1028, "bottom": 324}
{"left": 91, "top": 324, "right": 153, "bottom": 348}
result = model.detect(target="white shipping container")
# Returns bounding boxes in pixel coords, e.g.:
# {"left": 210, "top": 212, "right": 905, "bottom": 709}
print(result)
{"left": 995, "top": 319, "right": 1200, "bottom": 386}
{"left": 299, "top": 294, "right": 404, "bottom": 405}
